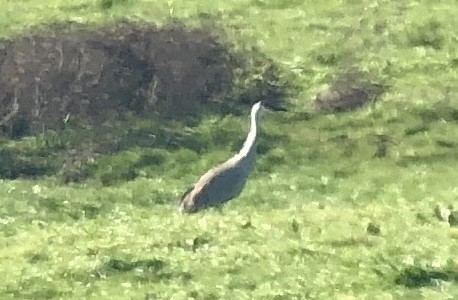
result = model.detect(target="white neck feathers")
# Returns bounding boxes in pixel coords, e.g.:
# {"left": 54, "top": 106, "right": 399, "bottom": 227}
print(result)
{"left": 237, "top": 104, "right": 261, "bottom": 158}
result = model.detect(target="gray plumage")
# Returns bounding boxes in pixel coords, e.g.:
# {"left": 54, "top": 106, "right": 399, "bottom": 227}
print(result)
{"left": 178, "top": 101, "right": 266, "bottom": 213}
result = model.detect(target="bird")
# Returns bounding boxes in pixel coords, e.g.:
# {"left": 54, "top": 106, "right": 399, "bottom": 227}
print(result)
{"left": 178, "top": 101, "right": 285, "bottom": 213}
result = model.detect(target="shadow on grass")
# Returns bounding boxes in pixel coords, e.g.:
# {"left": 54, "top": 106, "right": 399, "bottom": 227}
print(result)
{"left": 0, "top": 108, "right": 292, "bottom": 186}
{"left": 395, "top": 265, "right": 458, "bottom": 288}
{"left": 91, "top": 258, "right": 192, "bottom": 284}
{"left": 415, "top": 102, "right": 458, "bottom": 124}
{"left": 97, "top": 258, "right": 165, "bottom": 274}
{"left": 0, "top": 148, "right": 57, "bottom": 179}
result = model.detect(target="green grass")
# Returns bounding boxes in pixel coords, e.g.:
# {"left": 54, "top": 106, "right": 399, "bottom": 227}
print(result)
{"left": 2, "top": 0, "right": 458, "bottom": 299}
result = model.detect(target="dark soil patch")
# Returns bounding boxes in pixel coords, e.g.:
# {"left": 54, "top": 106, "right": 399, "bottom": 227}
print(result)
{"left": 314, "top": 70, "right": 386, "bottom": 112}
{"left": 0, "top": 20, "right": 291, "bottom": 138}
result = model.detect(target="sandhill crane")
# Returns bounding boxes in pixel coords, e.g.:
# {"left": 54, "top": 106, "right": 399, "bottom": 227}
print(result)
{"left": 178, "top": 101, "right": 285, "bottom": 213}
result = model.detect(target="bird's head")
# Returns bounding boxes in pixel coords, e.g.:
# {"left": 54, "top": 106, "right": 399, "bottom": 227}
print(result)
{"left": 251, "top": 101, "right": 286, "bottom": 120}
{"left": 261, "top": 101, "right": 287, "bottom": 112}
{"left": 252, "top": 101, "right": 266, "bottom": 115}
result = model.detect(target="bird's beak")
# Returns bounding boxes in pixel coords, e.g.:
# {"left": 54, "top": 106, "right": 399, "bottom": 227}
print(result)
{"left": 271, "top": 105, "right": 287, "bottom": 112}
{"left": 263, "top": 103, "right": 287, "bottom": 112}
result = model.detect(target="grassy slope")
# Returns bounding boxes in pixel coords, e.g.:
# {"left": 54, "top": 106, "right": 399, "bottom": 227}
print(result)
{"left": 1, "top": 0, "right": 458, "bottom": 299}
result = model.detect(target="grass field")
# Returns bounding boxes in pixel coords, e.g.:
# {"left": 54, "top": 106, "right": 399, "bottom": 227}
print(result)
{"left": 1, "top": 0, "right": 458, "bottom": 299}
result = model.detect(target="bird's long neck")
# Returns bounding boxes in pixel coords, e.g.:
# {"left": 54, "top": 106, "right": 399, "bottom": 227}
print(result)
{"left": 237, "top": 108, "right": 259, "bottom": 158}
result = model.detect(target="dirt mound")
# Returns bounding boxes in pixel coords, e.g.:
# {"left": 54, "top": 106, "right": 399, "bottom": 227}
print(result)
{"left": 314, "top": 70, "right": 386, "bottom": 112}
{"left": 0, "top": 20, "right": 289, "bottom": 138}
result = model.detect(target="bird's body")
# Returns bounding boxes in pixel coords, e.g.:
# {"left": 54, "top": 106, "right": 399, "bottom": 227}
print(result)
{"left": 178, "top": 101, "right": 266, "bottom": 213}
